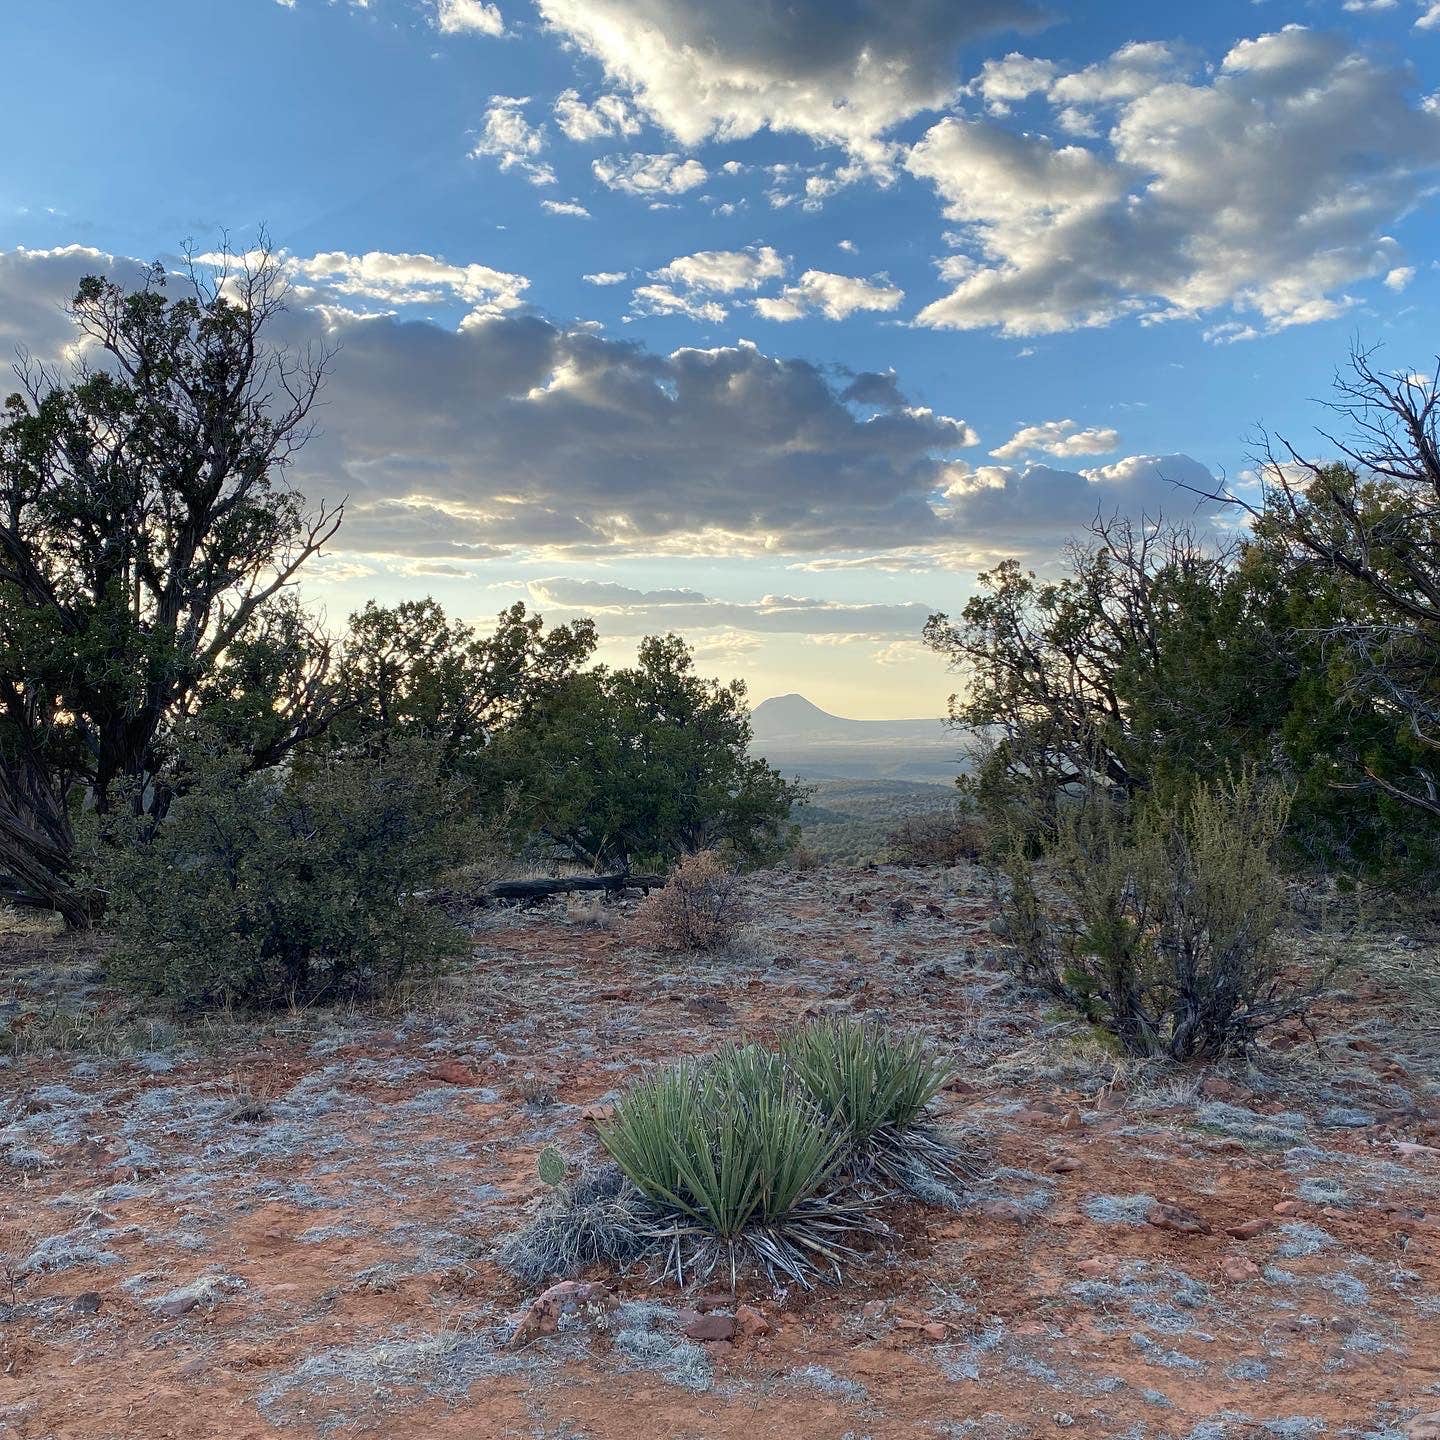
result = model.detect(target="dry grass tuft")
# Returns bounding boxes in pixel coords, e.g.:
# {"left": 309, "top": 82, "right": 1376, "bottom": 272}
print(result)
{"left": 628, "top": 851, "right": 750, "bottom": 953}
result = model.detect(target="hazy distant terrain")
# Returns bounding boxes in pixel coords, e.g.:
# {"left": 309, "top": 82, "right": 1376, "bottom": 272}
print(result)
{"left": 789, "top": 776, "right": 962, "bottom": 862}
{"left": 749, "top": 693, "right": 964, "bottom": 783}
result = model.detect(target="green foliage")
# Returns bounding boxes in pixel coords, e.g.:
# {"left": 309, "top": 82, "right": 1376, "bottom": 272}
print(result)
{"left": 0, "top": 243, "right": 340, "bottom": 925}
{"left": 537, "top": 1145, "right": 568, "bottom": 1188}
{"left": 330, "top": 598, "right": 597, "bottom": 767}
{"left": 996, "top": 772, "right": 1321, "bottom": 1060}
{"left": 599, "top": 1045, "right": 875, "bottom": 1286}
{"left": 98, "top": 739, "right": 468, "bottom": 1009}
{"left": 488, "top": 633, "right": 804, "bottom": 872}
{"left": 784, "top": 1018, "right": 949, "bottom": 1146}
{"left": 784, "top": 1018, "right": 976, "bottom": 1203}
{"left": 926, "top": 502, "right": 1440, "bottom": 887}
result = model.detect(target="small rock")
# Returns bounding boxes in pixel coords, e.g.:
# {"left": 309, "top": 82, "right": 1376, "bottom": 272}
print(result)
{"left": 1273, "top": 1199, "right": 1303, "bottom": 1216}
{"left": 1224, "top": 1219, "right": 1270, "bottom": 1239}
{"left": 1220, "top": 1256, "right": 1259, "bottom": 1283}
{"left": 432, "top": 1059, "right": 480, "bottom": 1086}
{"left": 1148, "top": 1202, "right": 1210, "bottom": 1235}
{"left": 1047, "top": 1155, "right": 1082, "bottom": 1174}
{"left": 509, "top": 1280, "right": 615, "bottom": 1348}
{"left": 70, "top": 1292, "right": 102, "bottom": 1315}
{"left": 1405, "top": 1414, "right": 1440, "bottom": 1440}
{"left": 154, "top": 1293, "right": 201, "bottom": 1319}
{"left": 1077, "top": 1256, "right": 1112, "bottom": 1277}
{"left": 1199, "top": 1076, "right": 1248, "bottom": 1102}
{"left": 978, "top": 1199, "right": 1023, "bottom": 1222}
{"left": 684, "top": 1312, "right": 735, "bottom": 1342}
{"left": 734, "top": 1305, "right": 772, "bottom": 1339}
{"left": 694, "top": 1292, "right": 733, "bottom": 1313}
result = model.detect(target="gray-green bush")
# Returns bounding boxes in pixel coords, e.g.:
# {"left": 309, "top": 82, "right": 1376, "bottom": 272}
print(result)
{"left": 994, "top": 771, "right": 1325, "bottom": 1059}
{"left": 99, "top": 740, "right": 469, "bottom": 1008}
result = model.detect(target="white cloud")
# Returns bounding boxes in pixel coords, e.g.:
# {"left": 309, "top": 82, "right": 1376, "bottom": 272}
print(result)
{"left": 553, "top": 88, "right": 640, "bottom": 141}
{"left": 1386, "top": 264, "right": 1417, "bottom": 291}
{"left": 941, "top": 453, "right": 1224, "bottom": 543}
{"left": 969, "top": 51, "right": 1056, "bottom": 112}
{"left": 1418, "top": 1, "right": 1440, "bottom": 27}
{"left": 909, "top": 28, "right": 1440, "bottom": 338}
{"left": 470, "top": 96, "right": 554, "bottom": 184}
{"left": 991, "top": 418, "right": 1121, "bottom": 460}
{"left": 654, "top": 245, "right": 786, "bottom": 294}
{"left": 592, "top": 151, "right": 707, "bottom": 195}
{"left": 541, "top": 198, "right": 591, "bottom": 217}
{"left": 630, "top": 283, "right": 727, "bottom": 324}
{"left": 753, "top": 270, "right": 903, "bottom": 322}
{"left": 291, "top": 249, "right": 529, "bottom": 316}
{"left": 583, "top": 270, "right": 628, "bottom": 285}
{"left": 534, "top": 0, "right": 1039, "bottom": 158}
{"left": 433, "top": 0, "right": 504, "bottom": 36}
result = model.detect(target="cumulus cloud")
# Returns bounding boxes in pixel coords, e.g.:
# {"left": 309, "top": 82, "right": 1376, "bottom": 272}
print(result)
{"left": 470, "top": 96, "right": 555, "bottom": 184}
{"left": 291, "top": 249, "right": 529, "bottom": 318}
{"left": 942, "top": 453, "right": 1224, "bottom": 544}
{"left": 541, "top": 198, "right": 591, "bottom": 217}
{"left": 910, "top": 27, "right": 1440, "bottom": 338}
{"left": 432, "top": 0, "right": 504, "bottom": 36}
{"left": 583, "top": 270, "right": 628, "bottom": 285}
{"left": 968, "top": 51, "right": 1056, "bottom": 112}
{"left": 553, "top": 88, "right": 641, "bottom": 141}
{"left": 753, "top": 270, "right": 904, "bottom": 321}
{"left": 990, "top": 418, "right": 1120, "bottom": 460}
{"left": 653, "top": 245, "right": 786, "bottom": 293}
{"left": 2, "top": 245, "right": 1221, "bottom": 567}
{"left": 527, "top": 577, "right": 936, "bottom": 636}
{"left": 630, "top": 283, "right": 727, "bottom": 324}
{"left": 592, "top": 151, "right": 707, "bottom": 195}
{"left": 535, "top": 0, "right": 1040, "bottom": 158}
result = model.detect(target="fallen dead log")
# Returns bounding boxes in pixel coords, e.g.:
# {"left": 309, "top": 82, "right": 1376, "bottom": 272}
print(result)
{"left": 487, "top": 872, "right": 662, "bottom": 900}
{"left": 433, "top": 872, "right": 663, "bottom": 906}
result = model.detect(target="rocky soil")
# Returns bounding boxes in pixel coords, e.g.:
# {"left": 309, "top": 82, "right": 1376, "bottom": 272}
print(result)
{"left": 2, "top": 864, "right": 1438, "bottom": 1440}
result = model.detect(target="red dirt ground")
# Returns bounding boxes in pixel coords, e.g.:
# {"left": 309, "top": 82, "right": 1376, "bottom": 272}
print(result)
{"left": 2, "top": 864, "right": 1437, "bottom": 1439}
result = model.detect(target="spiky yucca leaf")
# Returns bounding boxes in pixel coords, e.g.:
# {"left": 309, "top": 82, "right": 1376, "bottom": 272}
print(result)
{"left": 598, "top": 1044, "right": 880, "bottom": 1285}
{"left": 784, "top": 1018, "right": 980, "bottom": 1197}
{"left": 785, "top": 1018, "right": 949, "bottom": 1142}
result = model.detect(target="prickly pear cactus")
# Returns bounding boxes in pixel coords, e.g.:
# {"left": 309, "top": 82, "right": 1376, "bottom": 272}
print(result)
{"left": 537, "top": 1145, "right": 567, "bottom": 1188}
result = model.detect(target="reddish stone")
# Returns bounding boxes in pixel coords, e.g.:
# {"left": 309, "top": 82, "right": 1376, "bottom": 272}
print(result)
{"left": 1220, "top": 1256, "right": 1259, "bottom": 1283}
{"left": 684, "top": 1312, "right": 736, "bottom": 1342}
{"left": 1224, "top": 1219, "right": 1270, "bottom": 1239}
{"left": 734, "top": 1305, "right": 772, "bottom": 1339}
{"left": 432, "top": 1059, "right": 480, "bottom": 1086}
{"left": 1148, "top": 1202, "right": 1210, "bottom": 1235}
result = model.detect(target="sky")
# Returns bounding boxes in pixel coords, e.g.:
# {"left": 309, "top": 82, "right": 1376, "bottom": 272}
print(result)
{"left": 3, "top": 0, "right": 1439, "bottom": 717}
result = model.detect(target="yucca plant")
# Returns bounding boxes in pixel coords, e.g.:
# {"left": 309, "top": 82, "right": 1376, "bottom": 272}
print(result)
{"left": 784, "top": 1018, "right": 979, "bottom": 1202}
{"left": 598, "top": 1044, "right": 881, "bottom": 1287}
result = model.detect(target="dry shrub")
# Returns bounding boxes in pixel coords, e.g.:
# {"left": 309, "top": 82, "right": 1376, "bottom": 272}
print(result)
{"left": 995, "top": 771, "right": 1325, "bottom": 1060}
{"left": 629, "top": 850, "right": 749, "bottom": 952}
{"left": 886, "top": 806, "right": 986, "bottom": 866}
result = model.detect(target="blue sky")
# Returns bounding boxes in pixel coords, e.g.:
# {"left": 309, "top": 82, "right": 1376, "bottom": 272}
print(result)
{"left": 3, "top": 0, "right": 1439, "bottom": 714}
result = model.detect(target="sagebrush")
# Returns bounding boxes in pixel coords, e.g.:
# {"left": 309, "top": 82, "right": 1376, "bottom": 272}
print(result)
{"left": 994, "top": 771, "right": 1326, "bottom": 1059}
